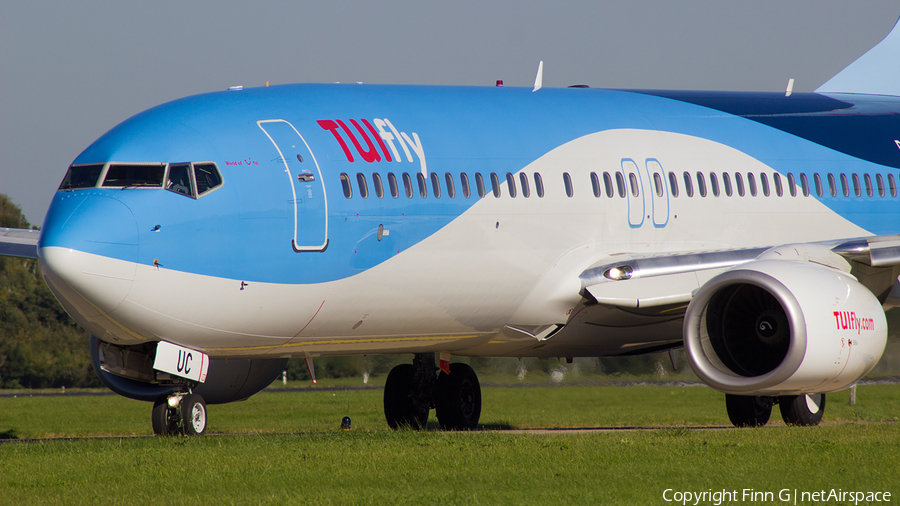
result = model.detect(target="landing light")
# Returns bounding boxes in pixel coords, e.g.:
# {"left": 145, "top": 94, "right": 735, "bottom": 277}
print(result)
{"left": 604, "top": 265, "right": 634, "bottom": 281}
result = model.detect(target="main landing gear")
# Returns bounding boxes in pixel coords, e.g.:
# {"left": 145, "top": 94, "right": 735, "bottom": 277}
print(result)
{"left": 152, "top": 392, "right": 208, "bottom": 436}
{"left": 384, "top": 353, "right": 482, "bottom": 430}
{"left": 725, "top": 393, "right": 826, "bottom": 427}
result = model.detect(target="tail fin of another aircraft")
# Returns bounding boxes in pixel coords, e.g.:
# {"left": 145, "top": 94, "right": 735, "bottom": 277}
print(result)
{"left": 816, "top": 16, "right": 900, "bottom": 97}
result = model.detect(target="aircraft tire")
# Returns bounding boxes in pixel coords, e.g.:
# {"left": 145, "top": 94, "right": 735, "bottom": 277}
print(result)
{"left": 725, "top": 394, "right": 772, "bottom": 427}
{"left": 778, "top": 393, "right": 825, "bottom": 426}
{"left": 181, "top": 394, "right": 208, "bottom": 436}
{"left": 151, "top": 397, "right": 178, "bottom": 436}
{"left": 384, "top": 364, "right": 428, "bottom": 429}
{"left": 435, "top": 363, "right": 481, "bottom": 430}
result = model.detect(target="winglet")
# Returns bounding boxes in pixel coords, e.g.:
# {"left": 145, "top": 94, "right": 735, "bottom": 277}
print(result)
{"left": 816, "top": 16, "right": 900, "bottom": 96}
{"left": 532, "top": 61, "right": 543, "bottom": 92}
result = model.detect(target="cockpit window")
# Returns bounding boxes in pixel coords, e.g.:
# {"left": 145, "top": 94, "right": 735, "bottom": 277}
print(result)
{"left": 165, "top": 162, "right": 223, "bottom": 198}
{"left": 166, "top": 163, "right": 194, "bottom": 197}
{"left": 194, "top": 163, "right": 223, "bottom": 196}
{"left": 58, "top": 161, "right": 222, "bottom": 198}
{"left": 59, "top": 164, "right": 104, "bottom": 190}
{"left": 102, "top": 164, "right": 165, "bottom": 187}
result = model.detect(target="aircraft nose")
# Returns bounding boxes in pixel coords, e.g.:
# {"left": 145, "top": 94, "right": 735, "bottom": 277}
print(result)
{"left": 38, "top": 193, "right": 139, "bottom": 314}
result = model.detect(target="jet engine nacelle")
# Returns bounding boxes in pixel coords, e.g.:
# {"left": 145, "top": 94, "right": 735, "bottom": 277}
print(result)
{"left": 683, "top": 260, "right": 886, "bottom": 396}
{"left": 90, "top": 335, "right": 287, "bottom": 404}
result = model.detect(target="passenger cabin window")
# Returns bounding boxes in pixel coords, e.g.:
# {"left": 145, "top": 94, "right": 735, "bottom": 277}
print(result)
{"left": 430, "top": 172, "right": 442, "bottom": 198}
{"left": 372, "top": 173, "right": 384, "bottom": 198}
{"left": 827, "top": 173, "right": 837, "bottom": 197}
{"left": 59, "top": 164, "right": 104, "bottom": 190}
{"left": 166, "top": 164, "right": 194, "bottom": 197}
{"left": 372, "top": 172, "right": 384, "bottom": 198}
{"left": 102, "top": 164, "right": 165, "bottom": 188}
{"left": 564, "top": 172, "right": 574, "bottom": 197}
{"left": 591, "top": 172, "right": 601, "bottom": 198}
{"left": 403, "top": 173, "right": 414, "bottom": 198}
{"left": 506, "top": 172, "right": 518, "bottom": 198}
{"left": 877, "top": 174, "right": 885, "bottom": 197}
{"left": 340, "top": 173, "right": 353, "bottom": 198}
{"left": 445, "top": 173, "right": 456, "bottom": 198}
{"left": 840, "top": 174, "right": 849, "bottom": 197}
{"left": 723, "top": 172, "right": 733, "bottom": 197}
{"left": 747, "top": 173, "right": 757, "bottom": 197}
{"left": 490, "top": 173, "right": 501, "bottom": 197}
{"left": 787, "top": 173, "right": 797, "bottom": 197}
{"left": 735, "top": 172, "right": 745, "bottom": 196}
{"left": 605, "top": 172, "right": 615, "bottom": 198}
{"left": 356, "top": 173, "right": 369, "bottom": 198}
{"left": 696, "top": 172, "right": 707, "bottom": 197}
{"left": 864, "top": 174, "right": 873, "bottom": 197}
{"left": 668, "top": 172, "right": 679, "bottom": 197}
{"left": 461, "top": 172, "right": 471, "bottom": 198}
{"left": 710, "top": 172, "right": 719, "bottom": 197}
{"left": 534, "top": 173, "right": 544, "bottom": 198}
{"left": 476, "top": 173, "right": 486, "bottom": 198}
{"left": 616, "top": 173, "right": 627, "bottom": 198}
{"left": 654, "top": 173, "right": 665, "bottom": 197}
{"left": 852, "top": 173, "right": 861, "bottom": 197}
{"left": 628, "top": 173, "right": 639, "bottom": 197}
{"left": 813, "top": 173, "right": 823, "bottom": 197}
{"left": 800, "top": 173, "right": 810, "bottom": 196}
{"left": 890, "top": 174, "right": 898, "bottom": 197}
{"left": 388, "top": 172, "right": 399, "bottom": 198}
{"left": 773, "top": 173, "right": 783, "bottom": 197}
{"left": 519, "top": 173, "right": 530, "bottom": 197}
{"left": 417, "top": 173, "right": 428, "bottom": 198}
{"left": 761, "top": 173, "right": 770, "bottom": 197}
{"left": 682, "top": 172, "right": 694, "bottom": 197}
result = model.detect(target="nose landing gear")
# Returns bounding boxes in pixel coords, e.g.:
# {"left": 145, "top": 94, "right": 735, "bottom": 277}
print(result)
{"left": 152, "top": 392, "right": 208, "bottom": 436}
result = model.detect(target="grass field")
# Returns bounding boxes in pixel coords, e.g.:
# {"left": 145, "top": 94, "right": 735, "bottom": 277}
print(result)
{"left": 1, "top": 382, "right": 899, "bottom": 504}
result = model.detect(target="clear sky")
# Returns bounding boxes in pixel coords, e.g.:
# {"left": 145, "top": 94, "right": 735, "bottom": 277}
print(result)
{"left": 1, "top": 0, "right": 898, "bottom": 226}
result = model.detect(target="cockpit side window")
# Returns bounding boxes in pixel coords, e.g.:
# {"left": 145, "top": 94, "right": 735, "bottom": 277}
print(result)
{"left": 61, "top": 161, "right": 222, "bottom": 198}
{"left": 59, "top": 164, "right": 104, "bottom": 190}
{"left": 166, "top": 163, "right": 195, "bottom": 197}
{"left": 102, "top": 164, "right": 165, "bottom": 187}
{"left": 194, "top": 163, "right": 222, "bottom": 196}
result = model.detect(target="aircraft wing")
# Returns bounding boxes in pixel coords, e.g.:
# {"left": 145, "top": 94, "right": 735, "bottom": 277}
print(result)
{"left": 0, "top": 227, "right": 40, "bottom": 259}
{"left": 578, "top": 235, "right": 900, "bottom": 309}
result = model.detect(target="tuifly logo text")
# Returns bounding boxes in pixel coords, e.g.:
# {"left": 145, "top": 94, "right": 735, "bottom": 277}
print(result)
{"left": 318, "top": 118, "right": 426, "bottom": 174}
{"left": 833, "top": 311, "right": 875, "bottom": 335}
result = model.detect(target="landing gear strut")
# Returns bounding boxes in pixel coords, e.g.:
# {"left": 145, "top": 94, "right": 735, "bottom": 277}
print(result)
{"left": 152, "top": 392, "right": 208, "bottom": 436}
{"left": 725, "top": 393, "right": 825, "bottom": 427}
{"left": 383, "top": 353, "right": 482, "bottom": 430}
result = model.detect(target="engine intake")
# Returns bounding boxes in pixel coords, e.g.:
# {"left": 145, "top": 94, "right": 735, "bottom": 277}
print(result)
{"left": 684, "top": 260, "right": 886, "bottom": 395}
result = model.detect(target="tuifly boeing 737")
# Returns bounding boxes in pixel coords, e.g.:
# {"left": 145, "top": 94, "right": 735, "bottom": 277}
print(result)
{"left": 4, "top": 17, "right": 900, "bottom": 434}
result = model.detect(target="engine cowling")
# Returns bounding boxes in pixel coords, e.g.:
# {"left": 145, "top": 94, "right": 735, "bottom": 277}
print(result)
{"left": 684, "top": 260, "right": 886, "bottom": 395}
{"left": 90, "top": 335, "right": 287, "bottom": 404}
